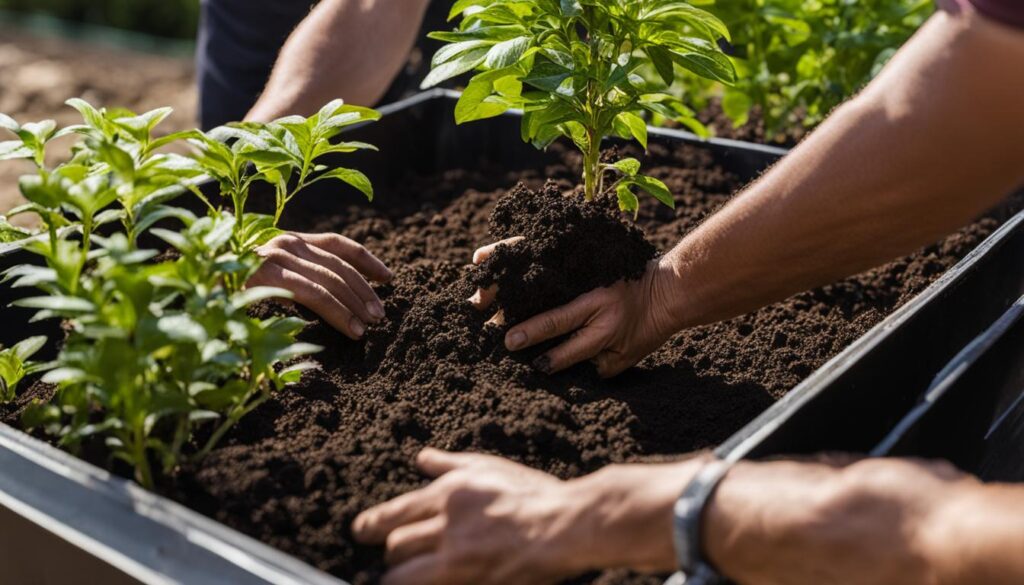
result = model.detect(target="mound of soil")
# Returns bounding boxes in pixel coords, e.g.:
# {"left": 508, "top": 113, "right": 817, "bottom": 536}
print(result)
{"left": 4, "top": 139, "right": 1020, "bottom": 584}
{"left": 472, "top": 182, "right": 656, "bottom": 325}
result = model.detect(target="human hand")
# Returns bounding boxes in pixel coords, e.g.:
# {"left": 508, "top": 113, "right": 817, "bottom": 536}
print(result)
{"left": 247, "top": 232, "right": 393, "bottom": 340}
{"left": 352, "top": 448, "right": 704, "bottom": 585}
{"left": 471, "top": 238, "right": 684, "bottom": 377}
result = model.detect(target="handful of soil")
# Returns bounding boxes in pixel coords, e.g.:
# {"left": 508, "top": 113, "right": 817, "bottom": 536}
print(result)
{"left": 471, "top": 181, "right": 657, "bottom": 325}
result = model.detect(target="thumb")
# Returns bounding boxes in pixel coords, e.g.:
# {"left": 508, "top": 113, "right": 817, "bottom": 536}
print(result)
{"left": 416, "top": 448, "right": 477, "bottom": 477}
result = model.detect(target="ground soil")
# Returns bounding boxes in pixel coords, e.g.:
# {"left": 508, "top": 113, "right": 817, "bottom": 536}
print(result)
{"left": 116, "top": 141, "right": 1017, "bottom": 584}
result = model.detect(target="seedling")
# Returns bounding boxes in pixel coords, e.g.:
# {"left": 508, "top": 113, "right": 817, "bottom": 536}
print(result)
{"left": 188, "top": 100, "right": 379, "bottom": 244}
{"left": 423, "top": 0, "right": 736, "bottom": 214}
{"left": 0, "top": 98, "right": 378, "bottom": 488}
{"left": 0, "top": 336, "right": 46, "bottom": 403}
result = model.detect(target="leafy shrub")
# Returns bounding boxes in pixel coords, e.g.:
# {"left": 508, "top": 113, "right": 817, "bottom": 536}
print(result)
{"left": 701, "top": 0, "right": 933, "bottom": 136}
{"left": 422, "top": 0, "right": 737, "bottom": 214}
{"left": 0, "top": 99, "right": 378, "bottom": 487}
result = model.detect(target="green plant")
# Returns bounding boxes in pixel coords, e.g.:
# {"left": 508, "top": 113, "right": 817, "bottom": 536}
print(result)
{"left": 0, "top": 336, "right": 46, "bottom": 402}
{"left": 0, "top": 216, "right": 27, "bottom": 243}
{"left": 422, "top": 0, "right": 736, "bottom": 214}
{"left": 0, "top": 98, "right": 378, "bottom": 488}
{"left": 188, "top": 100, "right": 379, "bottom": 238}
{"left": 705, "top": 0, "right": 932, "bottom": 136}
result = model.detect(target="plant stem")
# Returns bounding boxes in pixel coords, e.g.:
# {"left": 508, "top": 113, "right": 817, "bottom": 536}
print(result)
{"left": 583, "top": 135, "right": 601, "bottom": 201}
{"left": 133, "top": 423, "right": 154, "bottom": 489}
{"left": 197, "top": 392, "right": 268, "bottom": 460}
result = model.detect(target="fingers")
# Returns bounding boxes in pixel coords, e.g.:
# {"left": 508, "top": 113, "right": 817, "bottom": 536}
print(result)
{"left": 504, "top": 294, "right": 595, "bottom": 352}
{"left": 273, "top": 235, "right": 385, "bottom": 320}
{"left": 416, "top": 448, "right": 483, "bottom": 477}
{"left": 385, "top": 516, "right": 444, "bottom": 566}
{"left": 381, "top": 554, "right": 445, "bottom": 585}
{"left": 535, "top": 332, "right": 605, "bottom": 375}
{"left": 468, "top": 284, "right": 497, "bottom": 311}
{"left": 295, "top": 232, "right": 393, "bottom": 283}
{"left": 260, "top": 245, "right": 376, "bottom": 325}
{"left": 591, "top": 352, "right": 632, "bottom": 379}
{"left": 353, "top": 484, "right": 445, "bottom": 545}
{"left": 250, "top": 263, "right": 366, "bottom": 339}
{"left": 472, "top": 236, "right": 524, "bottom": 265}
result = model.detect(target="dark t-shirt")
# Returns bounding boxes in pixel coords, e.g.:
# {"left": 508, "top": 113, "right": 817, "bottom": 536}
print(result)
{"left": 943, "top": 0, "right": 1024, "bottom": 26}
{"left": 196, "top": 0, "right": 448, "bottom": 129}
{"left": 970, "top": 0, "right": 1024, "bottom": 27}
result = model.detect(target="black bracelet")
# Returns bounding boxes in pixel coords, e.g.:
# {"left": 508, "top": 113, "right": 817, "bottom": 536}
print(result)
{"left": 665, "top": 458, "right": 733, "bottom": 585}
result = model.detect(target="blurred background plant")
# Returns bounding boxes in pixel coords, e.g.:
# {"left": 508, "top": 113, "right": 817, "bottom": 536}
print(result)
{"left": 0, "top": 0, "right": 199, "bottom": 39}
{"left": 680, "top": 0, "right": 934, "bottom": 142}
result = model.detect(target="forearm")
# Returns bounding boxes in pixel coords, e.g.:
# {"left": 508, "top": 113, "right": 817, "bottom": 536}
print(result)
{"left": 246, "top": 0, "right": 429, "bottom": 121}
{"left": 659, "top": 10, "right": 1024, "bottom": 330}
{"left": 704, "top": 459, "right": 1024, "bottom": 585}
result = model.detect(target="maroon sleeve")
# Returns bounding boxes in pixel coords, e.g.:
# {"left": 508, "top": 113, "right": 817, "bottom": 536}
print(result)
{"left": 969, "top": 0, "right": 1024, "bottom": 27}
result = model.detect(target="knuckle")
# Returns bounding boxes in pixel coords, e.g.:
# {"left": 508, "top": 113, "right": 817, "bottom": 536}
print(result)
{"left": 540, "top": 314, "right": 562, "bottom": 336}
{"left": 261, "top": 248, "right": 290, "bottom": 263}
{"left": 276, "top": 233, "right": 303, "bottom": 252}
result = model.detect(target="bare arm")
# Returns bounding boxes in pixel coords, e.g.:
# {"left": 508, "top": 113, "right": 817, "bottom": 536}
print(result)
{"left": 246, "top": 0, "right": 430, "bottom": 122}
{"left": 351, "top": 450, "right": 1024, "bottom": 584}
{"left": 483, "top": 8, "right": 1024, "bottom": 377}
{"left": 704, "top": 458, "right": 1024, "bottom": 585}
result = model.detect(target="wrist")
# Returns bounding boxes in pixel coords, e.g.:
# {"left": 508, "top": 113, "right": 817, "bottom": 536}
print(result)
{"left": 649, "top": 256, "right": 692, "bottom": 336}
{"left": 567, "top": 458, "right": 709, "bottom": 574}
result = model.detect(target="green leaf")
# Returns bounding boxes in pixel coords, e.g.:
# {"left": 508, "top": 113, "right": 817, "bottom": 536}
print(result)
{"left": 12, "top": 336, "right": 46, "bottom": 362}
{"left": 484, "top": 36, "right": 531, "bottom": 69}
{"left": 630, "top": 175, "right": 674, "bottom": 208}
{"left": 616, "top": 183, "right": 639, "bottom": 215}
{"left": 420, "top": 46, "right": 490, "bottom": 89}
{"left": 0, "top": 113, "right": 18, "bottom": 133}
{"left": 432, "top": 39, "right": 494, "bottom": 67}
{"left": 315, "top": 168, "right": 374, "bottom": 201}
{"left": 66, "top": 98, "right": 105, "bottom": 129}
{"left": 13, "top": 296, "right": 96, "bottom": 312}
{"left": 722, "top": 90, "right": 752, "bottom": 128}
{"left": 0, "top": 140, "right": 33, "bottom": 161}
{"left": 522, "top": 61, "right": 573, "bottom": 92}
{"left": 455, "top": 73, "right": 519, "bottom": 124}
{"left": 560, "top": 0, "right": 582, "bottom": 17}
{"left": 156, "top": 314, "right": 208, "bottom": 344}
{"left": 231, "top": 287, "right": 293, "bottom": 310}
{"left": 610, "top": 158, "right": 641, "bottom": 177}
{"left": 647, "top": 45, "right": 676, "bottom": 87}
{"left": 615, "top": 112, "right": 648, "bottom": 150}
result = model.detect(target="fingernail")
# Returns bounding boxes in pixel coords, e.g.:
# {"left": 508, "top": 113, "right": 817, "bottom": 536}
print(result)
{"left": 506, "top": 330, "right": 527, "bottom": 350}
{"left": 467, "top": 290, "right": 482, "bottom": 305}
{"left": 532, "top": 354, "right": 553, "bottom": 374}
{"left": 350, "top": 317, "right": 366, "bottom": 338}
{"left": 366, "top": 301, "right": 385, "bottom": 319}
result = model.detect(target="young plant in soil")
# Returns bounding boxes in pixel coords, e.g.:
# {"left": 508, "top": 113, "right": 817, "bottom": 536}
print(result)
{"left": 0, "top": 99, "right": 378, "bottom": 488}
{"left": 422, "top": 0, "right": 736, "bottom": 214}
{"left": 0, "top": 336, "right": 46, "bottom": 403}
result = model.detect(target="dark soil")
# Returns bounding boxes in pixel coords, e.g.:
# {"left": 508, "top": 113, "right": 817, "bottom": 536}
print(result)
{"left": 4, "top": 139, "right": 1020, "bottom": 585}
{"left": 471, "top": 182, "right": 656, "bottom": 326}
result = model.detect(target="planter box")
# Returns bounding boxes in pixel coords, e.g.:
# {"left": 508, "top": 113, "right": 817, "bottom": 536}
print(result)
{"left": 0, "top": 89, "right": 1021, "bottom": 583}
